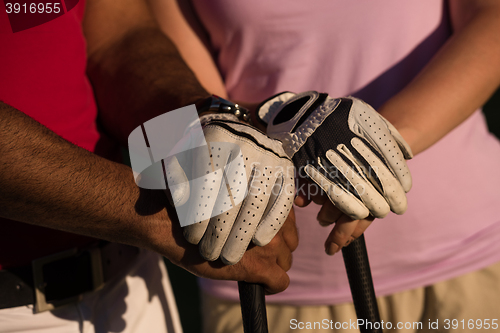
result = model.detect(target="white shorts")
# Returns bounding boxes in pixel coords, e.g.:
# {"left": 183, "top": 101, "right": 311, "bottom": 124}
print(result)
{"left": 0, "top": 250, "right": 183, "bottom": 333}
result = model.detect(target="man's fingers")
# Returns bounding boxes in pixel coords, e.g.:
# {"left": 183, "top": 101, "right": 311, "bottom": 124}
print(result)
{"left": 275, "top": 242, "right": 293, "bottom": 272}
{"left": 257, "top": 208, "right": 296, "bottom": 272}
{"left": 261, "top": 267, "right": 290, "bottom": 294}
{"left": 280, "top": 207, "right": 298, "bottom": 252}
{"left": 235, "top": 244, "right": 291, "bottom": 294}
{"left": 165, "top": 203, "right": 292, "bottom": 294}
{"left": 275, "top": 212, "right": 296, "bottom": 272}
{"left": 247, "top": 245, "right": 291, "bottom": 294}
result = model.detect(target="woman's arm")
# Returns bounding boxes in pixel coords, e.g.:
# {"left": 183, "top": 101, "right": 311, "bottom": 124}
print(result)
{"left": 319, "top": 0, "right": 500, "bottom": 253}
{"left": 147, "top": 0, "right": 227, "bottom": 97}
{"left": 379, "top": 0, "right": 500, "bottom": 155}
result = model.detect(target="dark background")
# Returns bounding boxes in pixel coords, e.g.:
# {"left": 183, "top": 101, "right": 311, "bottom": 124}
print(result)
{"left": 483, "top": 89, "right": 500, "bottom": 138}
{"left": 165, "top": 89, "right": 500, "bottom": 333}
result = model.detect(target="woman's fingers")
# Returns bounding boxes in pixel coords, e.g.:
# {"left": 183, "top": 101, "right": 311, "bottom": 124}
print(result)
{"left": 317, "top": 200, "right": 343, "bottom": 226}
{"left": 294, "top": 177, "right": 328, "bottom": 207}
{"left": 324, "top": 215, "right": 358, "bottom": 255}
{"left": 293, "top": 177, "right": 375, "bottom": 255}
{"left": 352, "top": 216, "right": 374, "bottom": 238}
{"left": 324, "top": 215, "right": 374, "bottom": 255}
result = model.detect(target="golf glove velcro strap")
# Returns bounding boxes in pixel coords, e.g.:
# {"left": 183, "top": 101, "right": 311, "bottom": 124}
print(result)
{"left": 257, "top": 91, "right": 413, "bottom": 220}
{"left": 166, "top": 115, "right": 295, "bottom": 265}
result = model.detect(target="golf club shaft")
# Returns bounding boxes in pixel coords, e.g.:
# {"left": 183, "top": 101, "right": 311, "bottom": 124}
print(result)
{"left": 238, "top": 281, "right": 269, "bottom": 333}
{"left": 342, "top": 234, "right": 382, "bottom": 333}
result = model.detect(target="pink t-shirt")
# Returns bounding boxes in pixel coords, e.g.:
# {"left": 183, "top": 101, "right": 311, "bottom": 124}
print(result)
{"left": 194, "top": 0, "right": 500, "bottom": 304}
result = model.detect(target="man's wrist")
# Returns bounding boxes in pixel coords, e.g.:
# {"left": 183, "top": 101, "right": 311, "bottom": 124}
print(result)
{"left": 194, "top": 95, "right": 211, "bottom": 112}
{"left": 197, "top": 95, "right": 252, "bottom": 124}
{"left": 245, "top": 102, "right": 266, "bottom": 132}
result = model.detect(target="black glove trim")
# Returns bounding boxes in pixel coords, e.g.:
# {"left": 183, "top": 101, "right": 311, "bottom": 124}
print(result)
{"left": 207, "top": 120, "right": 290, "bottom": 160}
{"left": 292, "top": 98, "right": 387, "bottom": 195}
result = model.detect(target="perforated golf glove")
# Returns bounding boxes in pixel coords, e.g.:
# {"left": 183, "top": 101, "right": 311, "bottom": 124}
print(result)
{"left": 166, "top": 113, "right": 295, "bottom": 265}
{"left": 257, "top": 91, "right": 413, "bottom": 220}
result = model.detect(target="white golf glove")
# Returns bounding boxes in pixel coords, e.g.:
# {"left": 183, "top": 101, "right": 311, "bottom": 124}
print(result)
{"left": 257, "top": 91, "right": 413, "bottom": 220}
{"left": 166, "top": 113, "right": 295, "bottom": 265}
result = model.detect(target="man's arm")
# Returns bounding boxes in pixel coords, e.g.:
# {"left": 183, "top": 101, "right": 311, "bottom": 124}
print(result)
{"left": 83, "top": 0, "right": 211, "bottom": 145}
{"left": 0, "top": 102, "right": 296, "bottom": 293}
{"left": 0, "top": 102, "right": 160, "bottom": 249}
{"left": 0, "top": 0, "right": 298, "bottom": 293}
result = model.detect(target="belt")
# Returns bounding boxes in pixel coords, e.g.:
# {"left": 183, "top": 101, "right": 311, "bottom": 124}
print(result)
{"left": 0, "top": 242, "right": 141, "bottom": 312}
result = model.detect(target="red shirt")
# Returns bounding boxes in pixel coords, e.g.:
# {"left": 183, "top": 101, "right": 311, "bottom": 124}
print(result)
{"left": 0, "top": 1, "right": 107, "bottom": 268}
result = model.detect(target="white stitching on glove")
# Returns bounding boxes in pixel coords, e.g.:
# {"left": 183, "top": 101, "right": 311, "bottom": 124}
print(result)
{"left": 257, "top": 91, "right": 413, "bottom": 220}
{"left": 166, "top": 113, "right": 295, "bottom": 265}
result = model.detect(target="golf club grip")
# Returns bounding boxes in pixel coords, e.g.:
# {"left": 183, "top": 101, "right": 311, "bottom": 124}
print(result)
{"left": 342, "top": 234, "right": 382, "bottom": 333}
{"left": 238, "top": 281, "right": 269, "bottom": 333}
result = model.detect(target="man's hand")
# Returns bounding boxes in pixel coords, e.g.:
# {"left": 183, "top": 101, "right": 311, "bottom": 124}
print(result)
{"left": 0, "top": 104, "right": 297, "bottom": 293}
{"left": 151, "top": 204, "right": 299, "bottom": 294}
{"left": 165, "top": 113, "right": 295, "bottom": 265}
